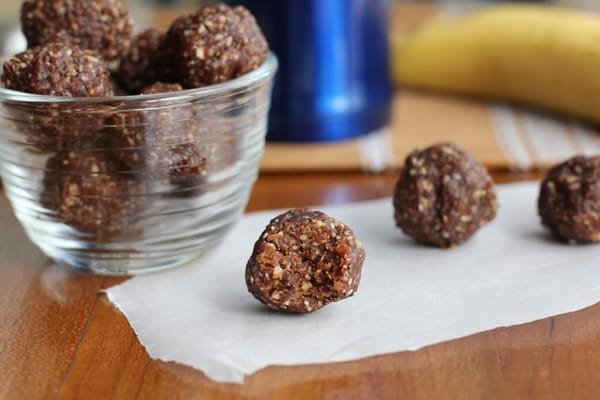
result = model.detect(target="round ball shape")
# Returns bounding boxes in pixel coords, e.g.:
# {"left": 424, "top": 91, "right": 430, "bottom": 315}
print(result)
{"left": 21, "top": 0, "right": 132, "bottom": 61}
{"left": 160, "top": 3, "right": 268, "bottom": 88}
{"left": 538, "top": 155, "right": 600, "bottom": 244}
{"left": 246, "top": 209, "right": 365, "bottom": 313}
{"left": 41, "top": 150, "right": 147, "bottom": 239}
{"left": 393, "top": 142, "right": 497, "bottom": 248}
{"left": 2, "top": 43, "right": 114, "bottom": 97}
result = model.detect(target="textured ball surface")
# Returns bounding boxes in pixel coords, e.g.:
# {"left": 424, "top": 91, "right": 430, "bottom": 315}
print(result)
{"left": 538, "top": 155, "right": 600, "bottom": 244}
{"left": 21, "top": 0, "right": 132, "bottom": 61}
{"left": 160, "top": 3, "right": 268, "bottom": 88}
{"left": 246, "top": 209, "right": 365, "bottom": 313}
{"left": 393, "top": 142, "right": 498, "bottom": 248}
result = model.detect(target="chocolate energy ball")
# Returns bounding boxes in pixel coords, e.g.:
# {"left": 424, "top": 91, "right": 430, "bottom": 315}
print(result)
{"left": 41, "top": 150, "right": 147, "bottom": 239}
{"left": 108, "top": 83, "right": 209, "bottom": 198}
{"left": 108, "top": 82, "right": 206, "bottom": 179}
{"left": 246, "top": 209, "right": 365, "bottom": 313}
{"left": 2, "top": 43, "right": 114, "bottom": 151}
{"left": 2, "top": 42, "right": 114, "bottom": 97}
{"left": 21, "top": 0, "right": 133, "bottom": 61}
{"left": 108, "top": 109, "right": 198, "bottom": 175}
{"left": 538, "top": 155, "right": 600, "bottom": 244}
{"left": 393, "top": 142, "right": 498, "bottom": 248}
{"left": 116, "top": 29, "right": 165, "bottom": 93}
{"left": 4, "top": 101, "right": 112, "bottom": 152}
{"left": 159, "top": 3, "right": 269, "bottom": 88}
{"left": 109, "top": 82, "right": 188, "bottom": 170}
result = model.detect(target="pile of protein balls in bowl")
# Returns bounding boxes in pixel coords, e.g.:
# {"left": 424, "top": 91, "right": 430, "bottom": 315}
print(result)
{"left": 0, "top": 0, "right": 269, "bottom": 241}
{"left": 6, "top": 0, "right": 268, "bottom": 95}
{"left": 245, "top": 143, "right": 600, "bottom": 314}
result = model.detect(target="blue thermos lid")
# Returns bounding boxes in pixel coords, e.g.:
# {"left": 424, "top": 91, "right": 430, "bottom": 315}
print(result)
{"left": 234, "top": 0, "right": 393, "bottom": 142}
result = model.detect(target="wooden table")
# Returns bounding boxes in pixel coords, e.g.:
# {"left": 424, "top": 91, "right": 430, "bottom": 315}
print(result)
{"left": 3, "top": 169, "right": 600, "bottom": 399}
{"left": 3, "top": 1, "right": 600, "bottom": 397}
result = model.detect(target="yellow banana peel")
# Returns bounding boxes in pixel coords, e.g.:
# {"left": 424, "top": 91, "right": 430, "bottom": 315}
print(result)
{"left": 392, "top": 4, "right": 600, "bottom": 124}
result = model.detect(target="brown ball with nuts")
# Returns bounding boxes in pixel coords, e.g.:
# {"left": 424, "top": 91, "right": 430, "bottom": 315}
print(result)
{"left": 538, "top": 155, "right": 600, "bottom": 244}
{"left": 246, "top": 209, "right": 365, "bottom": 313}
{"left": 393, "top": 142, "right": 498, "bottom": 248}
{"left": 21, "top": 0, "right": 133, "bottom": 61}
{"left": 115, "top": 29, "right": 166, "bottom": 94}
{"left": 2, "top": 42, "right": 115, "bottom": 151}
{"left": 159, "top": 3, "right": 269, "bottom": 88}
{"left": 2, "top": 42, "right": 114, "bottom": 97}
{"left": 108, "top": 82, "right": 208, "bottom": 187}
{"left": 108, "top": 82, "right": 191, "bottom": 173}
{"left": 41, "top": 150, "right": 148, "bottom": 240}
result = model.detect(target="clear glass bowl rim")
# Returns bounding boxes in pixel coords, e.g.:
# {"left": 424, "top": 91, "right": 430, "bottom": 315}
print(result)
{"left": 0, "top": 52, "right": 278, "bottom": 104}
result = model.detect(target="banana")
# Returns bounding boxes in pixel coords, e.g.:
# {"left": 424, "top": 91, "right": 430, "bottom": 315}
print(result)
{"left": 392, "top": 4, "right": 600, "bottom": 124}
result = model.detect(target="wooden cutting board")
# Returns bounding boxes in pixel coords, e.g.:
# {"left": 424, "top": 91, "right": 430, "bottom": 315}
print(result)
{"left": 260, "top": 90, "right": 517, "bottom": 173}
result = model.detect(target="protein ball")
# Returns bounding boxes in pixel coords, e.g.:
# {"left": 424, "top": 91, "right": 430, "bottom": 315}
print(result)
{"left": 41, "top": 150, "right": 147, "bottom": 239}
{"left": 393, "top": 142, "right": 498, "bottom": 248}
{"left": 4, "top": 101, "right": 112, "bottom": 153}
{"left": 245, "top": 209, "right": 365, "bottom": 313}
{"left": 159, "top": 3, "right": 269, "bottom": 87}
{"left": 21, "top": 0, "right": 133, "bottom": 61}
{"left": 116, "top": 29, "right": 165, "bottom": 93}
{"left": 2, "top": 43, "right": 114, "bottom": 151}
{"left": 538, "top": 155, "right": 600, "bottom": 244}
{"left": 108, "top": 83, "right": 208, "bottom": 196}
{"left": 109, "top": 82, "right": 186, "bottom": 170}
{"left": 109, "top": 82, "right": 203, "bottom": 173}
{"left": 2, "top": 42, "right": 114, "bottom": 97}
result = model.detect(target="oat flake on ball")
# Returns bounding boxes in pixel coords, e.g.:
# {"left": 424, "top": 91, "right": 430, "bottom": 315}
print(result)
{"left": 245, "top": 209, "right": 365, "bottom": 313}
{"left": 393, "top": 142, "right": 498, "bottom": 248}
{"left": 538, "top": 155, "right": 600, "bottom": 244}
{"left": 21, "top": 0, "right": 133, "bottom": 61}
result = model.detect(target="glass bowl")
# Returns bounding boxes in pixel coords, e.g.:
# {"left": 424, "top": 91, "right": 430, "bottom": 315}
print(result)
{"left": 0, "top": 54, "right": 277, "bottom": 275}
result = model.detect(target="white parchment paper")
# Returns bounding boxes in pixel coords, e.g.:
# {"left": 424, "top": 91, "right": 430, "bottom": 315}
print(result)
{"left": 106, "top": 182, "right": 600, "bottom": 383}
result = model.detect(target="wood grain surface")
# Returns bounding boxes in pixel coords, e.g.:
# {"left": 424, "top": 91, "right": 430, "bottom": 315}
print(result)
{"left": 3, "top": 170, "right": 600, "bottom": 400}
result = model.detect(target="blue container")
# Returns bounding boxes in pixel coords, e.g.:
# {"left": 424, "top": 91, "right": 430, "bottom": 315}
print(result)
{"left": 234, "top": 0, "right": 392, "bottom": 142}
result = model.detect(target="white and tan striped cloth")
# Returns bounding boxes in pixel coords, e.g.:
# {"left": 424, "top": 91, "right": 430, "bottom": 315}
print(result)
{"left": 490, "top": 105, "right": 600, "bottom": 171}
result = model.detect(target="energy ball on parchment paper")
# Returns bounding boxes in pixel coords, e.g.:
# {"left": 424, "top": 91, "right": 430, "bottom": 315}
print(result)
{"left": 115, "top": 29, "right": 165, "bottom": 94}
{"left": 246, "top": 209, "right": 366, "bottom": 313}
{"left": 159, "top": 3, "right": 269, "bottom": 88}
{"left": 2, "top": 42, "right": 114, "bottom": 97}
{"left": 20, "top": 0, "right": 133, "bottom": 62}
{"left": 41, "top": 150, "right": 148, "bottom": 240}
{"left": 393, "top": 142, "right": 498, "bottom": 248}
{"left": 538, "top": 155, "right": 600, "bottom": 244}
